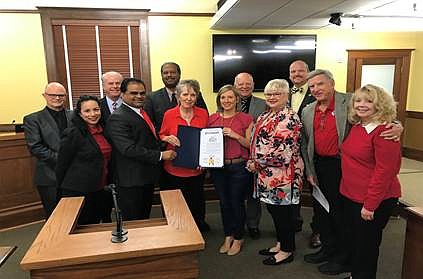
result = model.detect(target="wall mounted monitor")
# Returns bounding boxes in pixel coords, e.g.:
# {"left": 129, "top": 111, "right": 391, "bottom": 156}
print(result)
{"left": 212, "top": 34, "right": 316, "bottom": 92}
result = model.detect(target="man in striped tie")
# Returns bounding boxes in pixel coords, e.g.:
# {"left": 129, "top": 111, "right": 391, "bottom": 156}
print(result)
{"left": 99, "top": 71, "right": 123, "bottom": 121}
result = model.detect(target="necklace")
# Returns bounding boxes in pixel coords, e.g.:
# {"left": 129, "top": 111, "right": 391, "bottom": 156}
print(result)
{"left": 220, "top": 111, "right": 237, "bottom": 128}
{"left": 180, "top": 108, "right": 193, "bottom": 125}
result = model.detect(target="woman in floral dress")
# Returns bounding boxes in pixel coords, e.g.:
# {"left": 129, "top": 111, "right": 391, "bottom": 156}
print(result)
{"left": 247, "top": 79, "right": 304, "bottom": 265}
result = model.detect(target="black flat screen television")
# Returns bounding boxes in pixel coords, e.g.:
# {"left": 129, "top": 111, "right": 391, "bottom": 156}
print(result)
{"left": 212, "top": 34, "right": 316, "bottom": 92}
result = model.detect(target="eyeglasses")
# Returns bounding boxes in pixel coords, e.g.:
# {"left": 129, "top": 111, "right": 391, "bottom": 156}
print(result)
{"left": 44, "top": 93, "right": 66, "bottom": 98}
{"left": 264, "top": 92, "right": 283, "bottom": 98}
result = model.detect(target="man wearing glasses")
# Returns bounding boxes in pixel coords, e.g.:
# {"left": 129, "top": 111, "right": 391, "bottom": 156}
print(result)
{"left": 23, "top": 82, "right": 72, "bottom": 218}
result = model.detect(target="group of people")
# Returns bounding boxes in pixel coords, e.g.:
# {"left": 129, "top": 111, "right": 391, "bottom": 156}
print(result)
{"left": 23, "top": 59, "right": 402, "bottom": 279}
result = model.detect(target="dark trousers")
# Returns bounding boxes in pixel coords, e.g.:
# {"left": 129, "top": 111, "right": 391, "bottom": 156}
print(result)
{"left": 60, "top": 188, "right": 108, "bottom": 225}
{"left": 211, "top": 161, "right": 250, "bottom": 240}
{"left": 37, "top": 185, "right": 58, "bottom": 218}
{"left": 161, "top": 172, "right": 206, "bottom": 225}
{"left": 344, "top": 197, "right": 397, "bottom": 279}
{"left": 117, "top": 185, "right": 154, "bottom": 221}
{"left": 314, "top": 156, "right": 345, "bottom": 259}
{"left": 266, "top": 204, "right": 298, "bottom": 252}
{"left": 100, "top": 191, "right": 113, "bottom": 223}
{"left": 246, "top": 174, "right": 261, "bottom": 229}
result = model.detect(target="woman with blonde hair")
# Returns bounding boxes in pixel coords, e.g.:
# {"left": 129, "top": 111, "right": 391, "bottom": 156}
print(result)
{"left": 247, "top": 79, "right": 303, "bottom": 265}
{"left": 208, "top": 85, "right": 253, "bottom": 256}
{"left": 340, "top": 84, "right": 401, "bottom": 279}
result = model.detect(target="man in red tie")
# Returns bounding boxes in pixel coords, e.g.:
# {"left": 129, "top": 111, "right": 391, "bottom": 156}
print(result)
{"left": 106, "top": 78, "right": 176, "bottom": 220}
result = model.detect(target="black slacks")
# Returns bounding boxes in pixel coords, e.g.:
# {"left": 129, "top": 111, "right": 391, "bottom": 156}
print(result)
{"left": 60, "top": 188, "right": 108, "bottom": 225}
{"left": 314, "top": 156, "right": 345, "bottom": 260}
{"left": 344, "top": 197, "right": 397, "bottom": 279}
{"left": 266, "top": 204, "right": 298, "bottom": 252}
{"left": 161, "top": 171, "right": 206, "bottom": 226}
{"left": 37, "top": 184, "right": 58, "bottom": 218}
{"left": 117, "top": 185, "right": 154, "bottom": 221}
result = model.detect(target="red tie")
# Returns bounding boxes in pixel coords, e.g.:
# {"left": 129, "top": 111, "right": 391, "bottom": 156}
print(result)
{"left": 140, "top": 110, "right": 158, "bottom": 139}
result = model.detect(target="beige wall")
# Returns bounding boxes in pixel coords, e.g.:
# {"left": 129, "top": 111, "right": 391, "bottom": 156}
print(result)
{"left": 1, "top": 13, "right": 422, "bottom": 123}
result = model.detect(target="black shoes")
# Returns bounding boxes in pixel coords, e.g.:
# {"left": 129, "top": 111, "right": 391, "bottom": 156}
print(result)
{"left": 310, "top": 232, "right": 322, "bottom": 249}
{"left": 318, "top": 261, "right": 351, "bottom": 275}
{"left": 248, "top": 227, "right": 260, "bottom": 240}
{"left": 263, "top": 254, "right": 294, "bottom": 265}
{"left": 259, "top": 248, "right": 279, "bottom": 256}
{"left": 304, "top": 248, "right": 331, "bottom": 264}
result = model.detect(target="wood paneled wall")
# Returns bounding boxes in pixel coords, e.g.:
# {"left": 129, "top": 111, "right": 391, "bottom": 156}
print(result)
{"left": 0, "top": 133, "right": 45, "bottom": 230}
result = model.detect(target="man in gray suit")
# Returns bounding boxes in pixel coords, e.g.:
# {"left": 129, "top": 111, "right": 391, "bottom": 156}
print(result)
{"left": 23, "top": 82, "right": 72, "bottom": 217}
{"left": 234, "top": 72, "right": 266, "bottom": 239}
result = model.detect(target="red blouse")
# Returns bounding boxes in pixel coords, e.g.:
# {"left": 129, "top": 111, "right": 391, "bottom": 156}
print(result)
{"left": 88, "top": 125, "right": 112, "bottom": 189}
{"left": 159, "top": 106, "right": 209, "bottom": 177}
{"left": 208, "top": 112, "right": 253, "bottom": 160}
{"left": 340, "top": 124, "right": 401, "bottom": 211}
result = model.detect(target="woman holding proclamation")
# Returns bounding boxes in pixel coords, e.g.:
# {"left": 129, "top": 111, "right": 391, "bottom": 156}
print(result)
{"left": 246, "top": 79, "right": 303, "bottom": 265}
{"left": 208, "top": 85, "right": 253, "bottom": 256}
{"left": 56, "top": 95, "right": 112, "bottom": 225}
{"left": 340, "top": 84, "right": 401, "bottom": 279}
{"left": 159, "top": 79, "right": 210, "bottom": 232}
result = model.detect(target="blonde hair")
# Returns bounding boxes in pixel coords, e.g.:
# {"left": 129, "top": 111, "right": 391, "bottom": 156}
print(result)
{"left": 348, "top": 84, "right": 397, "bottom": 124}
{"left": 216, "top": 84, "right": 241, "bottom": 112}
{"left": 264, "top": 79, "right": 289, "bottom": 94}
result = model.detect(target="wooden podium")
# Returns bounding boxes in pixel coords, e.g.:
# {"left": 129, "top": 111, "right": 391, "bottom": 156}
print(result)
{"left": 21, "top": 190, "right": 205, "bottom": 278}
{"left": 402, "top": 207, "right": 423, "bottom": 279}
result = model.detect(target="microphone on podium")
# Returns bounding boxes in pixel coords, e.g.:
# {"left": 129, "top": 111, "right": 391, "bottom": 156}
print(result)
{"left": 105, "top": 184, "right": 128, "bottom": 243}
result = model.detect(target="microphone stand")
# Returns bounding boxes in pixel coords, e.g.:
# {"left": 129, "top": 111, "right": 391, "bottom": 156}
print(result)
{"left": 107, "top": 184, "right": 128, "bottom": 243}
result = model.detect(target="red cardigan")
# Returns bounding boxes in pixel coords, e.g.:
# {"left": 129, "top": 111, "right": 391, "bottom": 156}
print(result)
{"left": 340, "top": 124, "right": 401, "bottom": 211}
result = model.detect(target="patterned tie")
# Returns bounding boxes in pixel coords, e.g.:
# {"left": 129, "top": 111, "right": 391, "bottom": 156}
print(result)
{"left": 171, "top": 93, "right": 177, "bottom": 107}
{"left": 241, "top": 98, "right": 249, "bottom": 113}
{"left": 112, "top": 102, "right": 118, "bottom": 111}
{"left": 140, "top": 109, "right": 158, "bottom": 139}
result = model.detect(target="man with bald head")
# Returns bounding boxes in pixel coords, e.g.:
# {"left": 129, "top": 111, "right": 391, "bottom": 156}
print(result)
{"left": 234, "top": 72, "right": 266, "bottom": 239}
{"left": 24, "top": 82, "right": 72, "bottom": 217}
{"left": 100, "top": 71, "right": 123, "bottom": 121}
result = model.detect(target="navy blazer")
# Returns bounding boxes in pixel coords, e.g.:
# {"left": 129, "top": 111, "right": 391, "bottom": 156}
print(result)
{"left": 23, "top": 107, "right": 72, "bottom": 186}
{"left": 106, "top": 104, "right": 162, "bottom": 187}
{"left": 144, "top": 87, "right": 208, "bottom": 134}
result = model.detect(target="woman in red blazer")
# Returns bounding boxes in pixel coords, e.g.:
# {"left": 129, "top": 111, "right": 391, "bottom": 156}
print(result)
{"left": 340, "top": 84, "right": 401, "bottom": 279}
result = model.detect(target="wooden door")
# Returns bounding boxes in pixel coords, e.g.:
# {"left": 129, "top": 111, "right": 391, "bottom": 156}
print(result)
{"left": 346, "top": 49, "right": 413, "bottom": 124}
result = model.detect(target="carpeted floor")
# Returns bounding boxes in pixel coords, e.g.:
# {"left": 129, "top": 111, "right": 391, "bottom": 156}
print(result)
{"left": 0, "top": 203, "right": 406, "bottom": 279}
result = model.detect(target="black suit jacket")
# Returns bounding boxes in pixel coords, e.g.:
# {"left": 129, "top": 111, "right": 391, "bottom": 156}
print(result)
{"left": 56, "top": 117, "right": 108, "bottom": 193}
{"left": 289, "top": 87, "right": 316, "bottom": 117}
{"left": 106, "top": 104, "right": 162, "bottom": 187}
{"left": 100, "top": 97, "right": 112, "bottom": 121}
{"left": 23, "top": 107, "right": 72, "bottom": 186}
{"left": 144, "top": 87, "right": 208, "bottom": 134}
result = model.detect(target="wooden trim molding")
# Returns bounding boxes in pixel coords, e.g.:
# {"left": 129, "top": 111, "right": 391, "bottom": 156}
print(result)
{"left": 402, "top": 147, "right": 423, "bottom": 162}
{"left": 38, "top": 7, "right": 151, "bottom": 90}
{"left": 406, "top": 111, "right": 423, "bottom": 120}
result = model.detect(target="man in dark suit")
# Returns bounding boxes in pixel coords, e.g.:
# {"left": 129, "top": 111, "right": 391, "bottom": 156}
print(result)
{"left": 288, "top": 60, "right": 320, "bottom": 247}
{"left": 99, "top": 71, "right": 123, "bottom": 121}
{"left": 234, "top": 72, "right": 267, "bottom": 240}
{"left": 23, "top": 82, "right": 72, "bottom": 217}
{"left": 144, "top": 62, "right": 208, "bottom": 134}
{"left": 106, "top": 78, "right": 176, "bottom": 221}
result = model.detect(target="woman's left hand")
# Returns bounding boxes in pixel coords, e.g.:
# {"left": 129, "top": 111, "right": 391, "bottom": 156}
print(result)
{"left": 223, "top": 127, "right": 239, "bottom": 140}
{"left": 361, "top": 207, "right": 374, "bottom": 221}
{"left": 380, "top": 122, "right": 403, "bottom": 141}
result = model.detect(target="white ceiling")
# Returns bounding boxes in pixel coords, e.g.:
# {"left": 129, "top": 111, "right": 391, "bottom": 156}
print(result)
{"left": 1, "top": 0, "right": 422, "bottom": 31}
{"left": 211, "top": 0, "right": 423, "bottom": 31}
